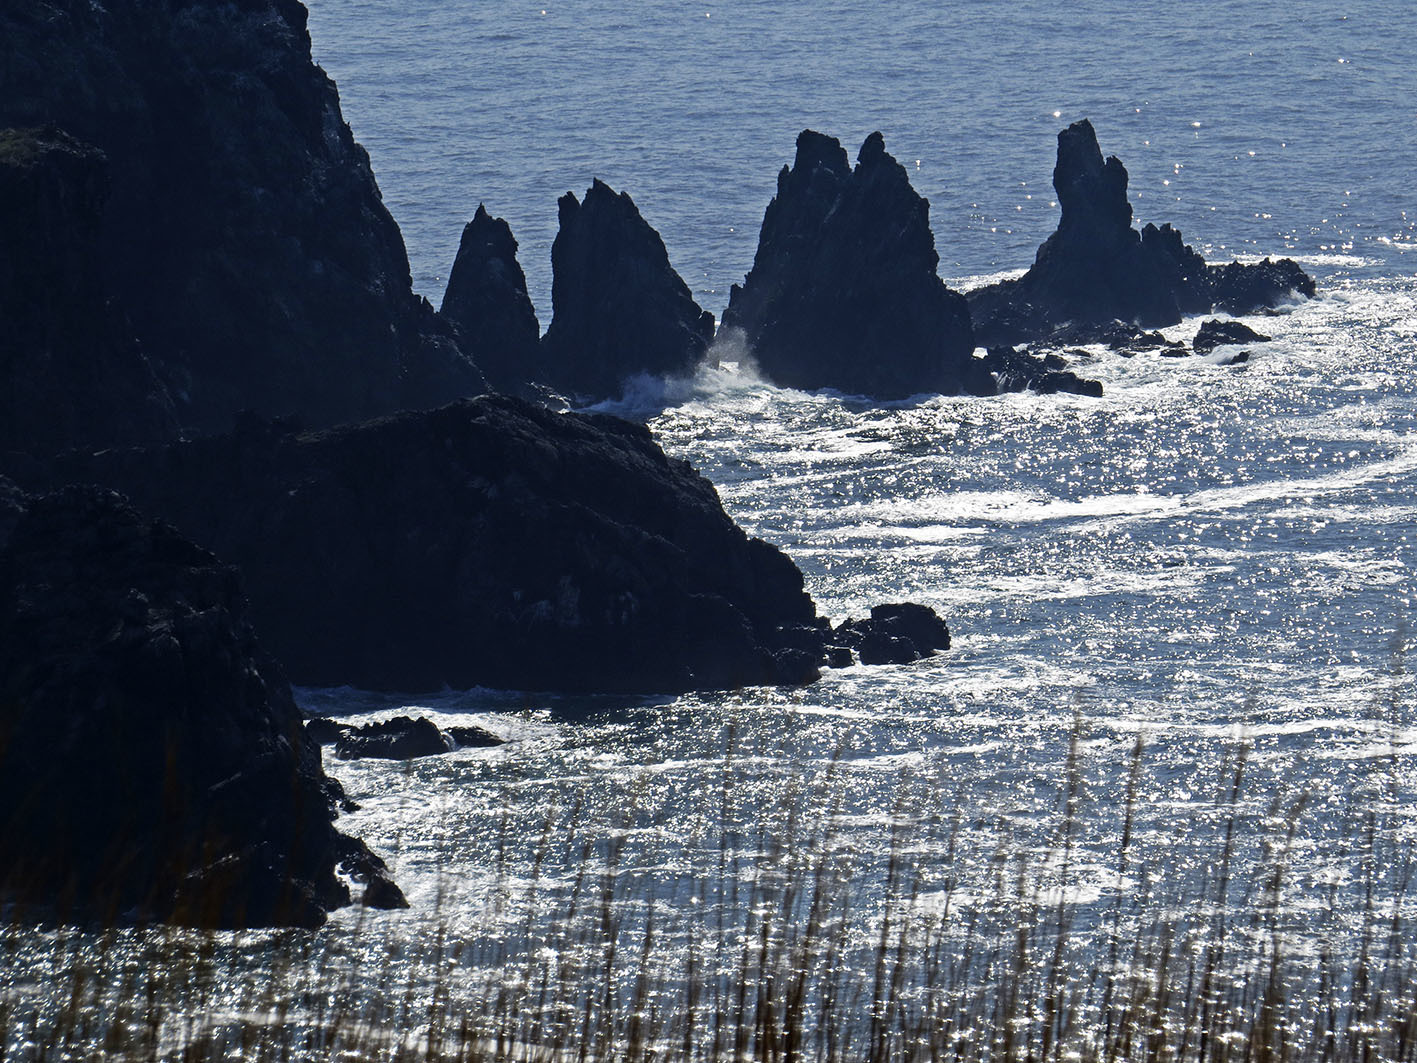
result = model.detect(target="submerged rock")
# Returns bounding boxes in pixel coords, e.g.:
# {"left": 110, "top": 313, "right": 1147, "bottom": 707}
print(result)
{"left": 447, "top": 725, "right": 503, "bottom": 749}
{"left": 45, "top": 396, "right": 821, "bottom": 695}
{"left": 967, "top": 120, "right": 1315, "bottom": 347}
{"left": 722, "top": 131, "right": 988, "bottom": 399}
{"left": 440, "top": 204, "right": 544, "bottom": 394}
{"left": 540, "top": 179, "right": 715, "bottom": 402}
{"left": 0, "top": 486, "right": 402, "bottom": 927}
{"left": 0, "top": 0, "right": 483, "bottom": 443}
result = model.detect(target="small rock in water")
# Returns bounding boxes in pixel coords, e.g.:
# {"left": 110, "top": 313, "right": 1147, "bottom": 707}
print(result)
{"left": 1193, "top": 318, "right": 1271, "bottom": 354}
{"left": 305, "top": 717, "right": 346, "bottom": 745}
{"left": 869, "top": 602, "right": 952, "bottom": 652}
{"left": 446, "top": 725, "right": 503, "bottom": 749}
{"left": 830, "top": 602, "right": 952, "bottom": 666}
{"left": 335, "top": 716, "right": 455, "bottom": 760}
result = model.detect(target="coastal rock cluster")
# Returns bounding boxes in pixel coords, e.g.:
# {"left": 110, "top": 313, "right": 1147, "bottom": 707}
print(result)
{"left": 433, "top": 122, "right": 1311, "bottom": 404}
{"left": 0, "top": 0, "right": 1316, "bottom": 929}
{"left": 966, "top": 120, "right": 1315, "bottom": 349}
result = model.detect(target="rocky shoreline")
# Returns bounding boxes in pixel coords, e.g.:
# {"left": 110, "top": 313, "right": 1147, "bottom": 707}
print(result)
{"left": 0, "top": 0, "right": 1315, "bottom": 927}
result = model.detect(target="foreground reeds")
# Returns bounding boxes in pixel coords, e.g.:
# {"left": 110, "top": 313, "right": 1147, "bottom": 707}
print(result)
{"left": 3, "top": 706, "right": 1415, "bottom": 1063}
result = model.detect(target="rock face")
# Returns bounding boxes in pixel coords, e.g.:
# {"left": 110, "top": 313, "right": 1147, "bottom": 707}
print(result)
{"left": 0, "top": 128, "right": 179, "bottom": 459}
{"left": 440, "top": 204, "right": 543, "bottom": 394}
{"left": 0, "top": 0, "right": 483, "bottom": 442}
{"left": 540, "top": 179, "right": 715, "bottom": 402}
{"left": 0, "top": 485, "right": 402, "bottom": 927}
{"left": 721, "top": 131, "right": 989, "bottom": 399}
{"left": 967, "top": 120, "right": 1316, "bottom": 347}
{"left": 44, "top": 396, "right": 822, "bottom": 695}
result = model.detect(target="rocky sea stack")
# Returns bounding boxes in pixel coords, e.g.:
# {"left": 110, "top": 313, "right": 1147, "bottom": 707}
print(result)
{"left": 440, "top": 204, "right": 543, "bottom": 395}
{"left": 722, "top": 130, "right": 989, "bottom": 399}
{"left": 967, "top": 120, "right": 1315, "bottom": 347}
{"left": 540, "top": 179, "right": 716, "bottom": 402}
{"left": 0, "top": 485, "right": 402, "bottom": 927}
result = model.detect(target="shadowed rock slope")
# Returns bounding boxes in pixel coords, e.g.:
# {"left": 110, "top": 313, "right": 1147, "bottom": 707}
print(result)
{"left": 0, "top": 128, "right": 179, "bottom": 459}
{"left": 45, "top": 396, "right": 823, "bottom": 695}
{"left": 0, "top": 484, "right": 402, "bottom": 928}
{"left": 0, "top": 0, "right": 483, "bottom": 443}
{"left": 541, "top": 180, "right": 716, "bottom": 402}
{"left": 722, "top": 131, "right": 989, "bottom": 399}
{"left": 967, "top": 120, "right": 1315, "bottom": 347}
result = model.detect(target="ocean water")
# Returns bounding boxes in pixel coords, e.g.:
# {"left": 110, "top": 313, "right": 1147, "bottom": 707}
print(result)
{"left": 294, "top": 0, "right": 1417, "bottom": 886}
{"left": 11, "top": 1, "right": 1417, "bottom": 1053}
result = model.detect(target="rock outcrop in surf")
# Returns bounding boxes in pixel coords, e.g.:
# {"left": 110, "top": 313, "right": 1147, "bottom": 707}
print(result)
{"left": 722, "top": 131, "right": 992, "bottom": 399}
{"left": 0, "top": 484, "right": 403, "bottom": 927}
{"left": 0, "top": 0, "right": 484, "bottom": 441}
{"left": 440, "top": 204, "right": 544, "bottom": 395}
{"left": 43, "top": 396, "right": 825, "bottom": 695}
{"left": 540, "top": 179, "right": 715, "bottom": 402}
{"left": 966, "top": 120, "right": 1315, "bottom": 347}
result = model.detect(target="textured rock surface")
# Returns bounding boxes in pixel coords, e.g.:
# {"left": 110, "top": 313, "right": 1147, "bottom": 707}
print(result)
{"left": 967, "top": 120, "right": 1315, "bottom": 347}
{"left": 0, "top": 128, "right": 179, "bottom": 458}
{"left": 540, "top": 179, "right": 715, "bottom": 402}
{"left": 0, "top": 486, "right": 402, "bottom": 927}
{"left": 0, "top": 0, "right": 483, "bottom": 441}
{"left": 44, "top": 396, "right": 823, "bottom": 695}
{"left": 440, "top": 204, "right": 544, "bottom": 394}
{"left": 722, "top": 131, "right": 988, "bottom": 399}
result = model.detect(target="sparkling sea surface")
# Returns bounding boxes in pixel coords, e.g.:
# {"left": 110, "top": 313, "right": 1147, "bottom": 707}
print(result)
{"left": 292, "top": 0, "right": 1417, "bottom": 911}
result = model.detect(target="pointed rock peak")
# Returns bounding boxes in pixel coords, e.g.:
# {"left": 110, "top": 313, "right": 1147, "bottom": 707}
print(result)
{"left": 557, "top": 189, "right": 580, "bottom": 226}
{"left": 1053, "top": 118, "right": 1132, "bottom": 232}
{"left": 457, "top": 203, "right": 517, "bottom": 253}
{"left": 857, "top": 130, "right": 888, "bottom": 166}
{"left": 1056, "top": 119, "right": 1103, "bottom": 175}
{"left": 793, "top": 129, "right": 851, "bottom": 176}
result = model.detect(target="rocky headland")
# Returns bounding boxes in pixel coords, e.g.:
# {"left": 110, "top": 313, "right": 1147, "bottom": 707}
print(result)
{"left": 966, "top": 119, "right": 1315, "bottom": 348}
{"left": 36, "top": 396, "right": 828, "bottom": 694}
{"left": 0, "top": 0, "right": 1314, "bottom": 929}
